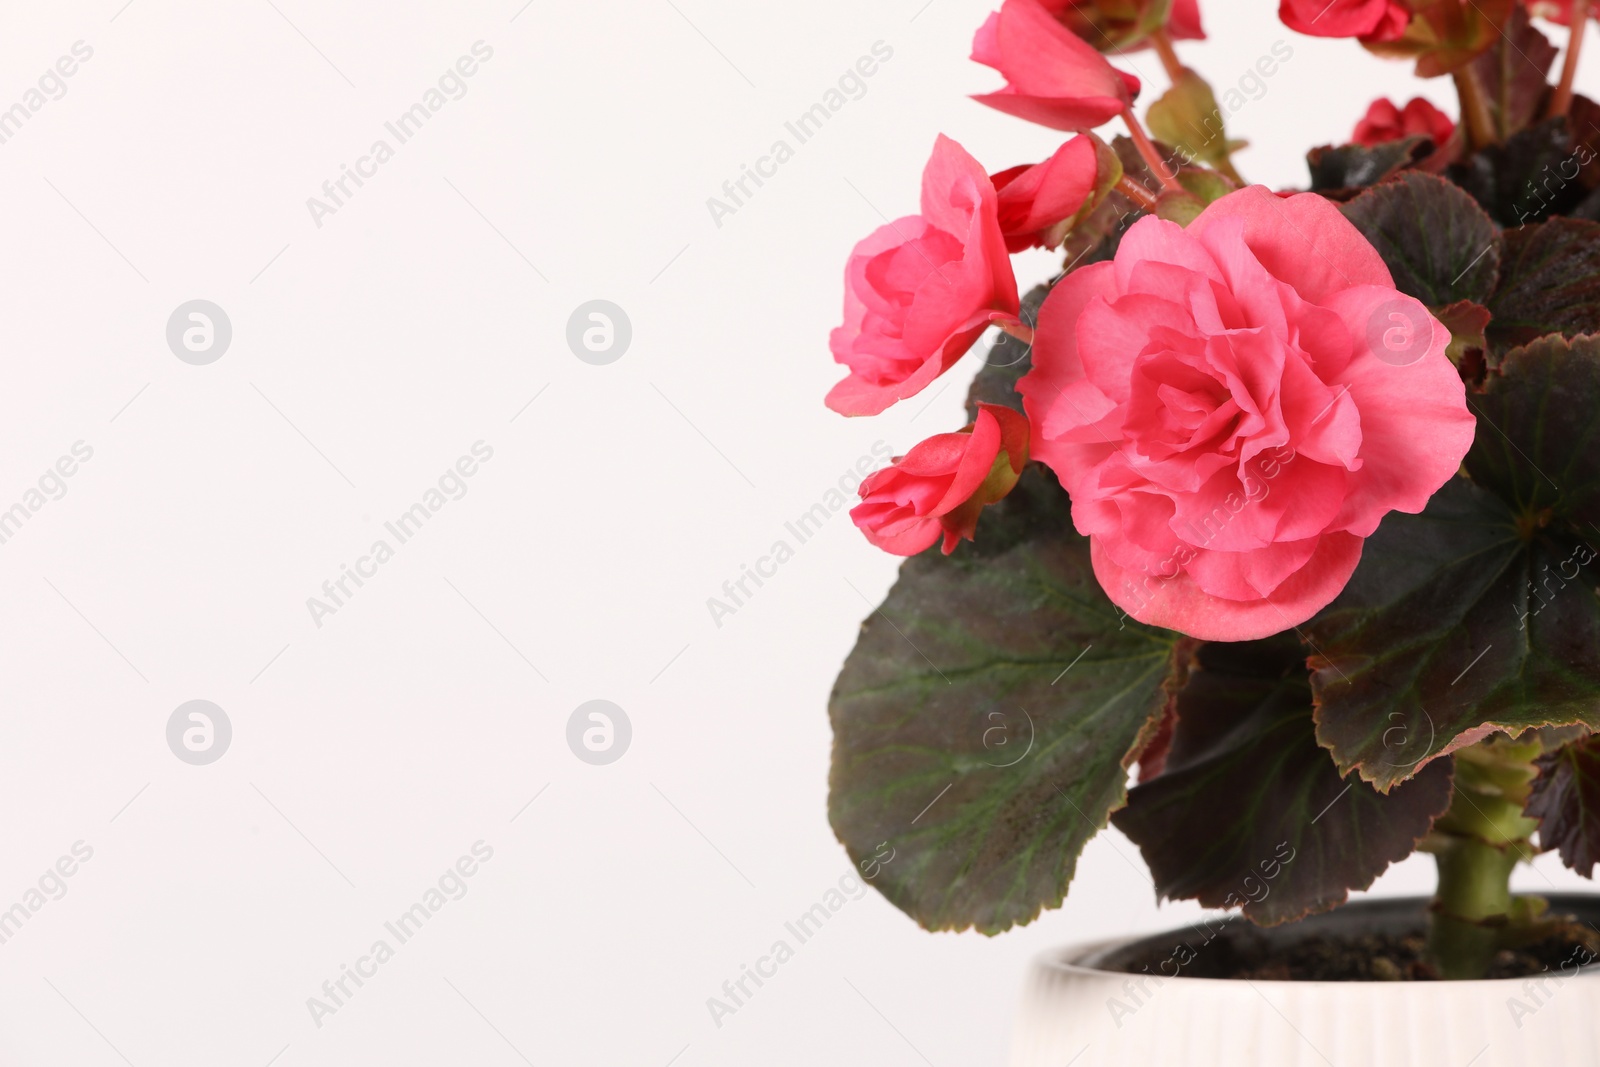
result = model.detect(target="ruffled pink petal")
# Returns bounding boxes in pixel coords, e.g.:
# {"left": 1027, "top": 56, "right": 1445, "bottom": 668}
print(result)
{"left": 1092, "top": 530, "right": 1365, "bottom": 641}
{"left": 1199, "top": 328, "right": 1285, "bottom": 456}
{"left": 1363, "top": 1, "right": 1412, "bottom": 41}
{"left": 1077, "top": 293, "right": 1198, "bottom": 403}
{"left": 1279, "top": 0, "right": 1397, "bottom": 38}
{"left": 827, "top": 309, "right": 1011, "bottom": 416}
{"left": 1278, "top": 346, "right": 1363, "bottom": 471}
{"left": 993, "top": 136, "right": 1099, "bottom": 250}
{"left": 1170, "top": 0, "right": 1206, "bottom": 39}
{"left": 982, "top": 0, "right": 1132, "bottom": 98}
{"left": 1322, "top": 286, "right": 1477, "bottom": 536}
{"left": 933, "top": 411, "right": 1005, "bottom": 512}
{"left": 970, "top": 0, "right": 1137, "bottom": 131}
{"left": 1020, "top": 261, "right": 1128, "bottom": 458}
{"left": 1115, "top": 216, "right": 1225, "bottom": 292}
{"left": 920, "top": 135, "right": 997, "bottom": 243}
{"left": 969, "top": 91, "right": 1129, "bottom": 132}
{"left": 827, "top": 138, "right": 1018, "bottom": 417}
{"left": 1189, "top": 187, "right": 1394, "bottom": 304}
{"left": 1190, "top": 217, "right": 1294, "bottom": 338}
{"left": 1183, "top": 536, "right": 1323, "bottom": 600}
{"left": 852, "top": 504, "right": 943, "bottom": 555}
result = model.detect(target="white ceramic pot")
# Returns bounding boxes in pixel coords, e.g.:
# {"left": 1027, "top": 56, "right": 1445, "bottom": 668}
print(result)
{"left": 1009, "top": 895, "right": 1600, "bottom": 1067}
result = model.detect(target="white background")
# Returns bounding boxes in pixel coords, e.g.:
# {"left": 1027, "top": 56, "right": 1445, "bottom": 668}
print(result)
{"left": 0, "top": 2, "right": 1595, "bottom": 1065}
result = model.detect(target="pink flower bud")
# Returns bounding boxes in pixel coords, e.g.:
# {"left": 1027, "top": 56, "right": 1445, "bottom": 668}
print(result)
{"left": 852, "top": 404, "right": 1031, "bottom": 555}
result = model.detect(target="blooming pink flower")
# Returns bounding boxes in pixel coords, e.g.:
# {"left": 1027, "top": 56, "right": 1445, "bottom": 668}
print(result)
{"left": 1169, "top": 0, "right": 1206, "bottom": 39}
{"left": 1352, "top": 97, "right": 1455, "bottom": 146}
{"left": 827, "top": 136, "right": 1021, "bottom": 417}
{"left": 851, "top": 404, "right": 1031, "bottom": 555}
{"left": 1017, "top": 186, "right": 1475, "bottom": 641}
{"left": 1279, "top": 0, "right": 1411, "bottom": 40}
{"left": 1043, "top": 0, "right": 1206, "bottom": 50}
{"left": 991, "top": 136, "right": 1103, "bottom": 253}
{"left": 971, "top": 0, "right": 1142, "bottom": 132}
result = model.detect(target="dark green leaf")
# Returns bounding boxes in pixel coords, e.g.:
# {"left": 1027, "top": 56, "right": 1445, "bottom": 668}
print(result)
{"left": 828, "top": 467, "right": 1181, "bottom": 933}
{"left": 1154, "top": 189, "right": 1206, "bottom": 226}
{"left": 1465, "top": 5, "right": 1558, "bottom": 141}
{"left": 1147, "top": 70, "right": 1232, "bottom": 170}
{"left": 1486, "top": 218, "right": 1600, "bottom": 348}
{"left": 1374, "top": 0, "right": 1513, "bottom": 79}
{"left": 1568, "top": 94, "right": 1600, "bottom": 189}
{"left": 1114, "top": 637, "right": 1453, "bottom": 925}
{"left": 1307, "top": 137, "right": 1430, "bottom": 198}
{"left": 1175, "top": 167, "right": 1237, "bottom": 206}
{"left": 1466, "top": 333, "right": 1600, "bottom": 526}
{"left": 1341, "top": 172, "right": 1501, "bottom": 307}
{"left": 1528, "top": 734, "right": 1600, "bottom": 875}
{"left": 1450, "top": 118, "right": 1587, "bottom": 227}
{"left": 1306, "top": 478, "right": 1600, "bottom": 791}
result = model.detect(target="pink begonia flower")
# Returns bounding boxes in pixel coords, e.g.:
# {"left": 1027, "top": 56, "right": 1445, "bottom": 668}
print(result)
{"left": 852, "top": 404, "right": 1031, "bottom": 555}
{"left": 1167, "top": 0, "right": 1206, "bottom": 40}
{"left": 1043, "top": 0, "right": 1206, "bottom": 51}
{"left": 991, "top": 136, "right": 1102, "bottom": 253}
{"left": 1352, "top": 97, "right": 1456, "bottom": 146}
{"left": 827, "top": 136, "right": 1020, "bottom": 417}
{"left": 1279, "top": 0, "right": 1411, "bottom": 41}
{"left": 1017, "top": 186, "right": 1475, "bottom": 641}
{"left": 971, "top": 0, "right": 1142, "bottom": 132}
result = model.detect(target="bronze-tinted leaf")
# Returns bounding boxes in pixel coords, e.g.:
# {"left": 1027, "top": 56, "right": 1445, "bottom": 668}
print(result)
{"left": 1451, "top": 119, "right": 1592, "bottom": 227}
{"left": 1307, "top": 137, "right": 1431, "bottom": 198}
{"left": 1486, "top": 218, "right": 1600, "bottom": 347}
{"left": 828, "top": 469, "right": 1181, "bottom": 933}
{"left": 1466, "top": 333, "right": 1600, "bottom": 526}
{"left": 1114, "top": 637, "right": 1454, "bottom": 925}
{"left": 1464, "top": 4, "right": 1558, "bottom": 139}
{"left": 1341, "top": 172, "right": 1501, "bottom": 306}
{"left": 1307, "top": 477, "right": 1600, "bottom": 792}
{"left": 1528, "top": 734, "right": 1600, "bottom": 875}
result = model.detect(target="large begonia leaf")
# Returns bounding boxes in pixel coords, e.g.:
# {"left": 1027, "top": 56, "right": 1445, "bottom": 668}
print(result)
{"left": 1466, "top": 5, "right": 1558, "bottom": 139}
{"left": 1341, "top": 172, "right": 1501, "bottom": 307}
{"left": 1114, "top": 637, "right": 1453, "bottom": 925}
{"left": 1308, "top": 137, "right": 1430, "bottom": 198}
{"left": 1452, "top": 119, "right": 1590, "bottom": 227}
{"left": 829, "top": 468, "right": 1183, "bottom": 933}
{"left": 1308, "top": 339, "right": 1600, "bottom": 791}
{"left": 1486, "top": 218, "right": 1600, "bottom": 348}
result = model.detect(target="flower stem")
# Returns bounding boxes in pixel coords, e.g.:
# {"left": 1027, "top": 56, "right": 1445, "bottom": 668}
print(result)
{"left": 1115, "top": 173, "right": 1161, "bottom": 212}
{"left": 1150, "top": 28, "right": 1185, "bottom": 83}
{"left": 997, "top": 318, "right": 1034, "bottom": 345}
{"left": 1453, "top": 65, "right": 1498, "bottom": 149}
{"left": 1122, "top": 107, "right": 1184, "bottom": 192}
{"left": 1551, "top": 0, "right": 1590, "bottom": 119}
{"left": 1422, "top": 736, "right": 1542, "bottom": 979}
{"left": 1215, "top": 156, "right": 1247, "bottom": 187}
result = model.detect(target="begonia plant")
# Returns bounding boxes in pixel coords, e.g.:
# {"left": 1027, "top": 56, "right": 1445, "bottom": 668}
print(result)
{"left": 826, "top": 0, "right": 1600, "bottom": 978}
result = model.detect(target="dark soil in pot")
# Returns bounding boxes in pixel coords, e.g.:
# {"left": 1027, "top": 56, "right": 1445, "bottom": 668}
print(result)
{"left": 1084, "top": 894, "right": 1600, "bottom": 981}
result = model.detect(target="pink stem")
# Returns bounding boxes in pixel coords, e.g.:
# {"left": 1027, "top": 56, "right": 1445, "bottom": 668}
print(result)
{"left": 1122, "top": 107, "right": 1183, "bottom": 192}
{"left": 1552, "top": 0, "right": 1590, "bottom": 119}
{"left": 998, "top": 318, "right": 1034, "bottom": 345}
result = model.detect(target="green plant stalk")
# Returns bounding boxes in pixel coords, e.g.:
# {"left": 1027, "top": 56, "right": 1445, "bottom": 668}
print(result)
{"left": 1451, "top": 66, "right": 1498, "bottom": 150}
{"left": 1422, "top": 737, "right": 1542, "bottom": 979}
